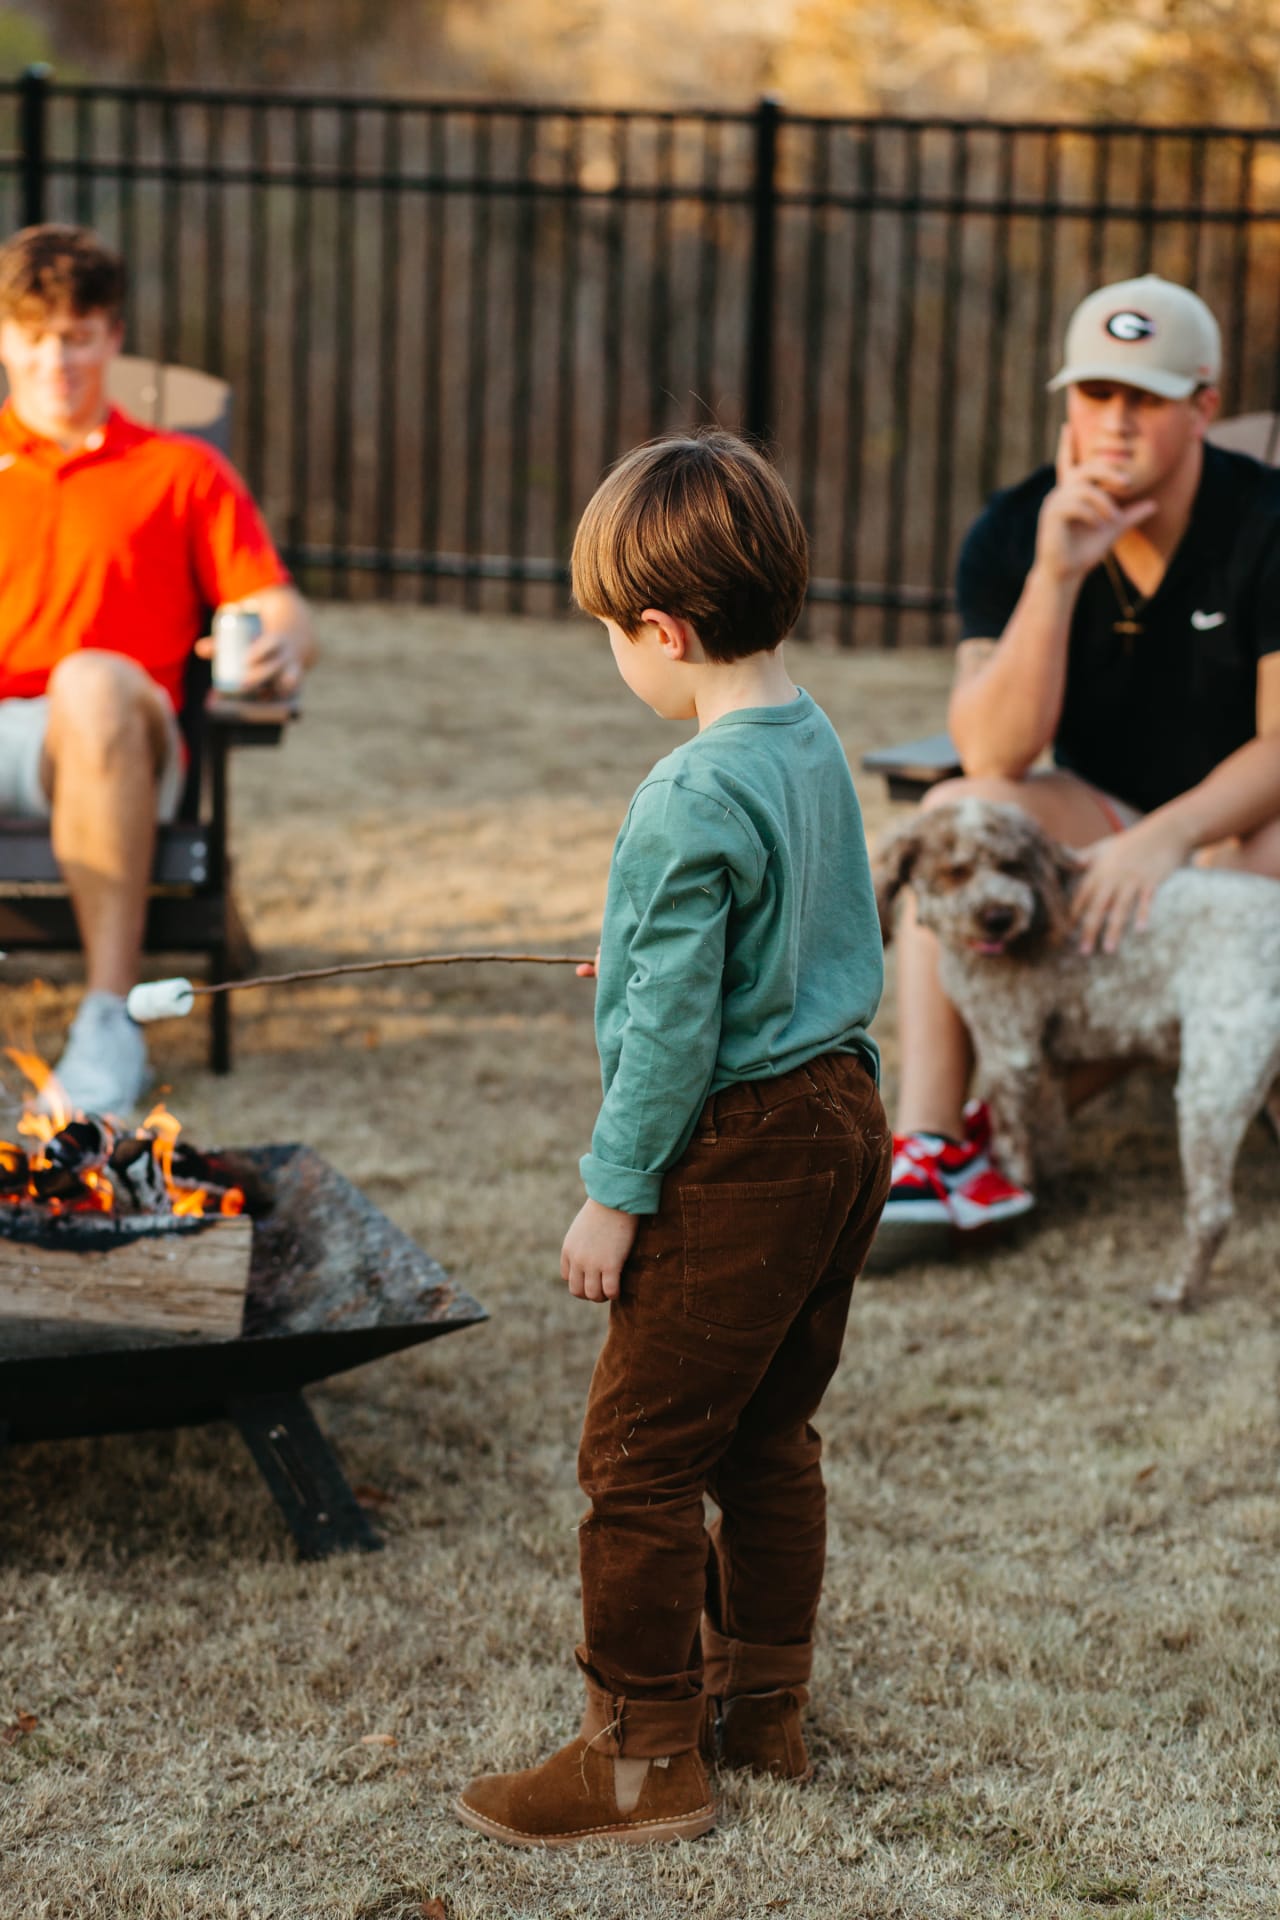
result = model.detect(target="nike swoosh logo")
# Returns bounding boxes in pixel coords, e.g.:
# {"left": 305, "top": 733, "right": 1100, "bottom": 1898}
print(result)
{"left": 1191, "top": 610, "right": 1226, "bottom": 629}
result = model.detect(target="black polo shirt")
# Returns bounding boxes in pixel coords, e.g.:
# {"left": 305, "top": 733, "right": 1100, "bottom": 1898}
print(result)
{"left": 955, "top": 443, "right": 1280, "bottom": 814}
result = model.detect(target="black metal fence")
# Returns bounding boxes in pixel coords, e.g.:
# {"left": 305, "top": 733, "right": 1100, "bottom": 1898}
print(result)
{"left": 4, "top": 68, "right": 1280, "bottom": 644}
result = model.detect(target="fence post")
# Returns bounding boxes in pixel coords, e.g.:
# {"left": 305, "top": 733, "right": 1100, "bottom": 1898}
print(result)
{"left": 19, "top": 64, "right": 52, "bottom": 228}
{"left": 745, "top": 93, "right": 781, "bottom": 444}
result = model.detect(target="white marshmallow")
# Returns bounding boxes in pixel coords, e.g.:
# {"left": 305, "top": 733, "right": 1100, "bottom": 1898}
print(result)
{"left": 127, "top": 977, "right": 196, "bottom": 1023}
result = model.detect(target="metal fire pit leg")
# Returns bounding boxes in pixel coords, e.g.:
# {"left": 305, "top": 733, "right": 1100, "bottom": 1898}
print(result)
{"left": 229, "top": 1390, "right": 383, "bottom": 1560}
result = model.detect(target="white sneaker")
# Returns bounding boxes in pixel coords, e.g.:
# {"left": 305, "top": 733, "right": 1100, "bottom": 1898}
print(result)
{"left": 43, "top": 992, "right": 153, "bottom": 1121}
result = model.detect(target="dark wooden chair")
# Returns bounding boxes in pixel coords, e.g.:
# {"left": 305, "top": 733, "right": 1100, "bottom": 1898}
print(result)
{"left": 0, "top": 355, "right": 296, "bottom": 1072}
{"left": 861, "top": 731, "right": 962, "bottom": 803}
{"left": 862, "top": 413, "right": 1280, "bottom": 804}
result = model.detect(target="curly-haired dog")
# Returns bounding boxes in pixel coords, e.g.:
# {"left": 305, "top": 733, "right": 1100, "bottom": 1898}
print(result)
{"left": 874, "top": 798, "right": 1280, "bottom": 1308}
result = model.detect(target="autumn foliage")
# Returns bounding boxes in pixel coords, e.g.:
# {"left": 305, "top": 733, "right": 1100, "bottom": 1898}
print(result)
{"left": 17, "top": 0, "right": 1280, "bottom": 124}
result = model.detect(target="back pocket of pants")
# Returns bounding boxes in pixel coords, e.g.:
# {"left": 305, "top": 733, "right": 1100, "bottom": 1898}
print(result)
{"left": 681, "top": 1172, "right": 836, "bottom": 1329}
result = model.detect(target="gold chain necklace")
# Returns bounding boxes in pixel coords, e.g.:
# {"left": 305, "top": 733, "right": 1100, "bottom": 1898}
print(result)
{"left": 1103, "top": 551, "right": 1147, "bottom": 644}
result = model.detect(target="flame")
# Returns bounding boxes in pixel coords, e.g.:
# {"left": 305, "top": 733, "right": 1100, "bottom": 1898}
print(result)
{"left": 141, "top": 1100, "right": 181, "bottom": 1185}
{"left": 1, "top": 1057, "right": 244, "bottom": 1219}
{"left": 6, "top": 1047, "right": 68, "bottom": 1138}
{"left": 140, "top": 1100, "right": 234, "bottom": 1218}
{"left": 76, "top": 1166, "right": 114, "bottom": 1215}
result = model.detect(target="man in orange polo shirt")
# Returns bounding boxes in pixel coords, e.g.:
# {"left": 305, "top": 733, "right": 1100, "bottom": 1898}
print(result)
{"left": 0, "top": 224, "right": 316, "bottom": 1115}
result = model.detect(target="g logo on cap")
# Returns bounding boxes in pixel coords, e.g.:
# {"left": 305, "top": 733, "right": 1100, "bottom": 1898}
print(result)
{"left": 1105, "top": 310, "right": 1155, "bottom": 342}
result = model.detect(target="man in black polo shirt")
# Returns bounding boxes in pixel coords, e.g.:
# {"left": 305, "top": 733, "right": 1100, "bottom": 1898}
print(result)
{"left": 881, "top": 274, "right": 1280, "bottom": 1250}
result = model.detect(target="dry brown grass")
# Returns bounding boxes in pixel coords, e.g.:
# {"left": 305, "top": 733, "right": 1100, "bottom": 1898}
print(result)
{"left": 1, "top": 607, "right": 1277, "bottom": 1920}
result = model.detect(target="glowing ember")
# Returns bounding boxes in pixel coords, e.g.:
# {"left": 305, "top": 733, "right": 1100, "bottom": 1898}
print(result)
{"left": 0, "top": 1049, "right": 245, "bottom": 1220}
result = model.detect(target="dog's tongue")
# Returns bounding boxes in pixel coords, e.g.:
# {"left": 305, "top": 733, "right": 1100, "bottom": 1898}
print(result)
{"left": 972, "top": 939, "right": 1006, "bottom": 955}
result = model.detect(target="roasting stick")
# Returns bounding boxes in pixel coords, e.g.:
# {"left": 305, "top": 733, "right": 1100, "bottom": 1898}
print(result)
{"left": 127, "top": 951, "right": 596, "bottom": 1023}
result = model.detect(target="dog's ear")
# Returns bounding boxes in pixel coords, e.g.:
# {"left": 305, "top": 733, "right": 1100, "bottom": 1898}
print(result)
{"left": 872, "top": 818, "right": 924, "bottom": 944}
{"left": 1030, "top": 832, "right": 1083, "bottom": 941}
{"left": 1039, "top": 833, "right": 1086, "bottom": 896}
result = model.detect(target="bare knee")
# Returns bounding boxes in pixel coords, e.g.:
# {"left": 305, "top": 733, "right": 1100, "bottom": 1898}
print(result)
{"left": 49, "top": 649, "right": 156, "bottom": 717}
{"left": 919, "top": 769, "right": 1114, "bottom": 849}
{"left": 1201, "top": 814, "right": 1280, "bottom": 881}
{"left": 46, "top": 652, "right": 165, "bottom": 762}
{"left": 920, "top": 771, "right": 1030, "bottom": 815}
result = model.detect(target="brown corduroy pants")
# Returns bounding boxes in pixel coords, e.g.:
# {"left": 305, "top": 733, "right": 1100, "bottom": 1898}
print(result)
{"left": 576, "top": 1051, "right": 891, "bottom": 1757}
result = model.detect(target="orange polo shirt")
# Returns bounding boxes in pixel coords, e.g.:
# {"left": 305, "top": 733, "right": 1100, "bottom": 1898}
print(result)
{"left": 0, "top": 403, "right": 290, "bottom": 710}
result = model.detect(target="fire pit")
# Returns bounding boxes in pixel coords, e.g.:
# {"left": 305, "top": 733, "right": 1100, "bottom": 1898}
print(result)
{"left": 0, "top": 1142, "right": 487, "bottom": 1558}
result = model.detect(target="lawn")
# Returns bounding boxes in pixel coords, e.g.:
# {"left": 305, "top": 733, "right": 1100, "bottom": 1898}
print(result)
{"left": 1, "top": 606, "right": 1276, "bottom": 1919}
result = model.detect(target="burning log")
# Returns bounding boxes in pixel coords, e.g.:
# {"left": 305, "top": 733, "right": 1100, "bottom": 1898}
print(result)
{"left": 0, "top": 1052, "right": 261, "bottom": 1339}
{"left": 0, "top": 1093, "right": 254, "bottom": 1339}
{"left": 44, "top": 1115, "right": 115, "bottom": 1174}
{"left": 0, "top": 1123, "right": 217, "bottom": 1219}
{"left": 169, "top": 1143, "right": 272, "bottom": 1215}
{"left": 29, "top": 1164, "right": 99, "bottom": 1208}
{"left": 108, "top": 1135, "right": 171, "bottom": 1215}
{"left": 133, "top": 1104, "right": 246, "bottom": 1218}
{"left": 0, "top": 1056, "right": 248, "bottom": 1224}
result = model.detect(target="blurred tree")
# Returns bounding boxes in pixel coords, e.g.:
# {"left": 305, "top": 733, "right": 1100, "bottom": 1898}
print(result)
{"left": 3, "top": 0, "right": 1279, "bottom": 121}
{"left": 438, "top": 0, "right": 1280, "bottom": 121}
{"left": 18, "top": 0, "right": 449, "bottom": 87}
{"left": 773, "top": 0, "right": 1280, "bottom": 120}
{"left": 1060, "top": 0, "right": 1280, "bottom": 124}
{"left": 0, "top": 4, "right": 56, "bottom": 74}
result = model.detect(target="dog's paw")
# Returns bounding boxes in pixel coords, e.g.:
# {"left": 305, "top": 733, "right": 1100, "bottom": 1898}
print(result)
{"left": 1149, "top": 1274, "right": 1195, "bottom": 1312}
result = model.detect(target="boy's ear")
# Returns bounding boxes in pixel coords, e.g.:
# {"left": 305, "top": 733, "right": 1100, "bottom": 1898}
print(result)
{"left": 639, "top": 608, "right": 693, "bottom": 658}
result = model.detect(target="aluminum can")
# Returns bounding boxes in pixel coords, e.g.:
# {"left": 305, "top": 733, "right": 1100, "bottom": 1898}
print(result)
{"left": 211, "top": 605, "right": 262, "bottom": 694}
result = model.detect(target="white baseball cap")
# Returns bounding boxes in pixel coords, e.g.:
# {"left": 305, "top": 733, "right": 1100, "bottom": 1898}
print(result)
{"left": 1048, "top": 274, "right": 1221, "bottom": 400}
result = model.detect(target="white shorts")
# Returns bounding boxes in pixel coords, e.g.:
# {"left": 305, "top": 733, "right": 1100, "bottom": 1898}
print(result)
{"left": 0, "top": 695, "right": 186, "bottom": 823}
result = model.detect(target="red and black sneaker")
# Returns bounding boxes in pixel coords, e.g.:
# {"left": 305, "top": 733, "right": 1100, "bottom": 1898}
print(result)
{"left": 881, "top": 1112, "right": 1034, "bottom": 1236}
{"left": 947, "top": 1155, "right": 1035, "bottom": 1230}
{"left": 884, "top": 1131, "right": 976, "bottom": 1226}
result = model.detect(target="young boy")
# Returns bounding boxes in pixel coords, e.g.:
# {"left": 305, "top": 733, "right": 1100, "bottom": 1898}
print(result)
{"left": 456, "top": 431, "right": 891, "bottom": 1848}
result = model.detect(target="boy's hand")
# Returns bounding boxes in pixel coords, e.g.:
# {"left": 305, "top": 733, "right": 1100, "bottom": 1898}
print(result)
{"left": 576, "top": 945, "right": 602, "bottom": 980}
{"left": 561, "top": 1198, "right": 637, "bottom": 1302}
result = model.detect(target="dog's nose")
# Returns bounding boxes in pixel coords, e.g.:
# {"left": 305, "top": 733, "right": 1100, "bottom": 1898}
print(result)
{"left": 981, "top": 906, "right": 1016, "bottom": 935}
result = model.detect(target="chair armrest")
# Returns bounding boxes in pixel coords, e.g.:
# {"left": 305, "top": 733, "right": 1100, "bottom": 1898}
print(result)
{"left": 204, "top": 691, "right": 301, "bottom": 747}
{"left": 861, "top": 730, "right": 961, "bottom": 803}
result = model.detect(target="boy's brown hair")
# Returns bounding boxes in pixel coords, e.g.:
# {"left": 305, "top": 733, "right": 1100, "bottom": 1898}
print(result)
{"left": 0, "top": 224, "right": 126, "bottom": 326}
{"left": 571, "top": 431, "right": 808, "bottom": 660}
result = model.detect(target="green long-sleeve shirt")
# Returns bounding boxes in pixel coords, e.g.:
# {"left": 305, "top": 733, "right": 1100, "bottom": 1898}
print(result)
{"left": 581, "top": 690, "right": 883, "bottom": 1214}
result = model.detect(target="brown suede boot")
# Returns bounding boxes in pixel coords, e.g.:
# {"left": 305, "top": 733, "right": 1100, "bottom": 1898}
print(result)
{"left": 700, "top": 1622, "right": 814, "bottom": 1780}
{"left": 701, "top": 1685, "right": 812, "bottom": 1781}
{"left": 455, "top": 1682, "right": 715, "bottom": 1848}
